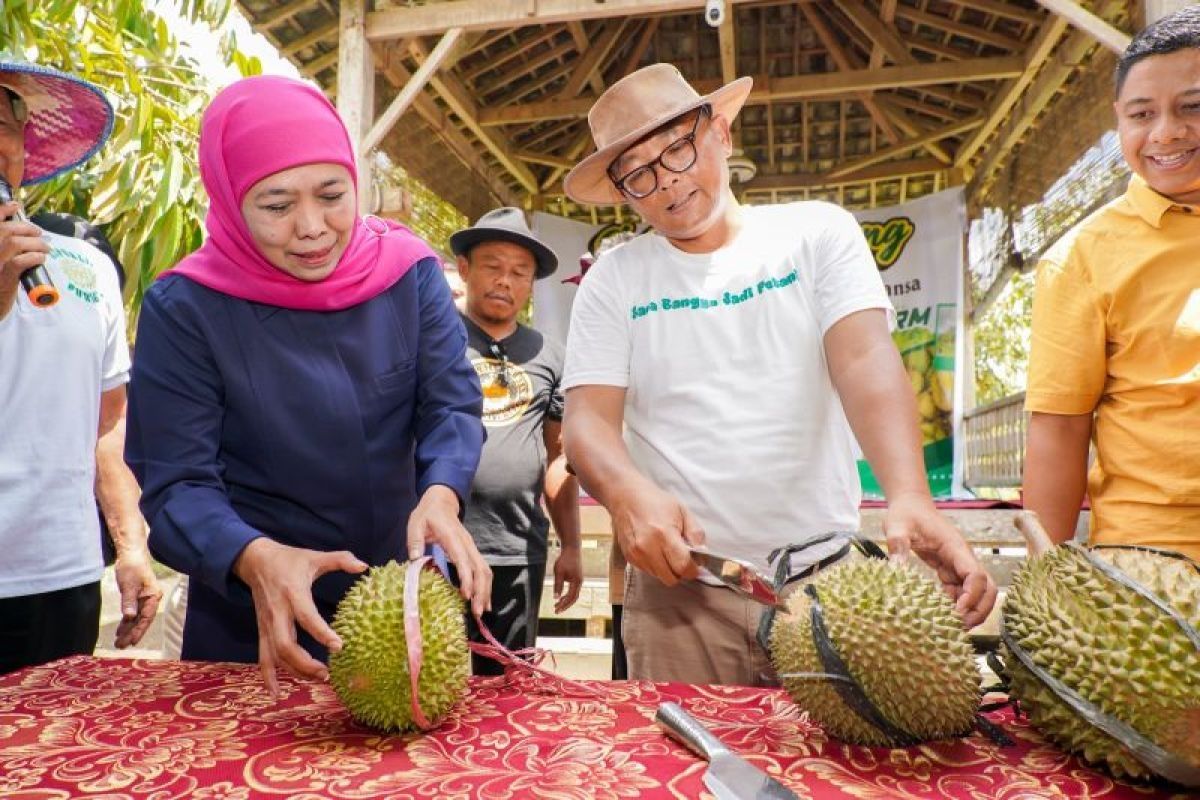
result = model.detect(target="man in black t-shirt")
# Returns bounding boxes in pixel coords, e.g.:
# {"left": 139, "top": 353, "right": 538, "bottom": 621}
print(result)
{"left": 449, "top": 208, "right": 582, "bottom": 674}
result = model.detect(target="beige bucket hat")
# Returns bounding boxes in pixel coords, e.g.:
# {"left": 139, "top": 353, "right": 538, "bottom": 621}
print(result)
{"left": 563, "top": 63, "right": 752, "bottom": 206}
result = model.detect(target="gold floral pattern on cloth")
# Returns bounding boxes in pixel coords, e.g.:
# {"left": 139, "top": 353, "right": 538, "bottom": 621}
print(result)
{"left": 0, "top": 656, "right": 1192, "bottom": 799}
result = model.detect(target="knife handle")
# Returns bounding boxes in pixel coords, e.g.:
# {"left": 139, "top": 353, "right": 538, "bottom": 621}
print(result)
{"left": 656, "top": 702, "right": 730, "bottom": 761}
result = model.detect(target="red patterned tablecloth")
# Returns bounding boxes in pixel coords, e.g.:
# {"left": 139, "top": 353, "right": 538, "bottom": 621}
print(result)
{"left": 0, "top": 656, "right": 1189, "bottom": 799}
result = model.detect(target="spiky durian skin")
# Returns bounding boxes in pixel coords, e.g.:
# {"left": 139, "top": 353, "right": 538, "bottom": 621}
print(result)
{"left": 1003, "top": 546, "right": 1200, "bottom": 782}
{"left": 329, "top": 561, "right": 469, "bottom": 732}
{"left": 770, "top": 559, "right": 981, "bottom": 746}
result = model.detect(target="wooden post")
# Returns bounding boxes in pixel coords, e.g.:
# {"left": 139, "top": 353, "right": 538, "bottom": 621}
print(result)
{"left": 337, "top": 0, "right": 375, "bottom": 214}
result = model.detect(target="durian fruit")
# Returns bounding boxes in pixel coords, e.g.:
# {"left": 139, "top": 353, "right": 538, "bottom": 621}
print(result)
{"left": 329, "top": 560, "right": 470, "bottom": 732}
{"left": 770, "top": 558, "right": 981, "bottom": 746}
{"left": 1003, "top": 513, "right": 1200, "bottom": 786}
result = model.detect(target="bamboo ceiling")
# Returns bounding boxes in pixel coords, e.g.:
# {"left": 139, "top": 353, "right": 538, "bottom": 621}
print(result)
{"left": 233, "top": 0, "right": 1134, "bottom": 224}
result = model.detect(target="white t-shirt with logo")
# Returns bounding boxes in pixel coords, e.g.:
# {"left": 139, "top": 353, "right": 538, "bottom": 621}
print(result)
{"left": 562, "top": 201, "right": 892, "bottom": 570}
{"left": 0, "top": 228, "right": 131, "bottom": 598}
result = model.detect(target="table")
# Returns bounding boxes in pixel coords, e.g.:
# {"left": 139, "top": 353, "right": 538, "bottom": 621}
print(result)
{"left": 0, "top": 656, "right": 1189, "bottom": 799}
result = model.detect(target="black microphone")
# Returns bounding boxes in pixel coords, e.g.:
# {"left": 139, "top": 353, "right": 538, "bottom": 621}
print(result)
{"left": 0, "top": 177, "right": 59, "bottom": 308}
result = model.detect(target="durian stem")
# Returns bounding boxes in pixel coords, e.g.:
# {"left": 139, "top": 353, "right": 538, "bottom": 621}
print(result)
{"left": 1014, "top": 511, "right": 1055, "bottom": 556}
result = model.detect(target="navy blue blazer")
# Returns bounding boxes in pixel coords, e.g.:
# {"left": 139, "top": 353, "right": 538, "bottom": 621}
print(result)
{"left": 126, "top": 257, "right": 483, "bottom": 662}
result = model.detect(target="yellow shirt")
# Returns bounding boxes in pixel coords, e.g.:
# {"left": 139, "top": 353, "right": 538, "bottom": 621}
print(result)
{"left": 1026, "top": 176, "right": 1200, "bottom": 561}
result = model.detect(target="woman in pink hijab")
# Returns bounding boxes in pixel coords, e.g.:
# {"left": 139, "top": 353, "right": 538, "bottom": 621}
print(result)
{"left": 126, "top": 75, "right": 490, "bottom": 697}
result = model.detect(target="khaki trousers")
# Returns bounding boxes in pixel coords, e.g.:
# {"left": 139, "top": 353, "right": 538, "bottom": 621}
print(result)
{"left": 622, "top": 566, "right": 779, "bottom": 687}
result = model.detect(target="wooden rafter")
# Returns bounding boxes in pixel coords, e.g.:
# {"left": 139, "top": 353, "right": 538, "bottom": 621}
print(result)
{"left": 258, "top": 0, "right": 314, "bottom": 30}
{"left": 951, "top": 0, "right": 1042, "bottom": 26}
{"left": 514, "top": 149, "right": 578, "bottom": 169}
{"left": 801, "top": 3, "right": 901, "bottom": 146}
{"left": 363, "top": 28, "right": 463, "bottom": 153}
{"left": 896, "top": 7, "right": 1024, "bottom": 51}
{"left": 366, "top": 0, "right": 761, "bottom": 40}
{"left": 613, "top": 18, "right": 661, "bottom": 83}
{"left": 954, "top": 15, "right": 1069, "bottom": 168}
{"left": 968, "top": 0, "right": 1124, "bottom": 195}
{"left": 283, "top": 21, "right": 337, "bottom": 57}
{"left": 565, "top": 23, "right": 607, "bottom": 96}
{"left": 463, "top": 27, "right": 565, "bottom": 84}
{"left": 492, "top": 61, "right": 576, "bottom": 106}
{"left": 475, "top": 40, "right": 577, "bottom": 97}
{"left": 831, "top": 0, "right": 914, "bottom": 66}
{"left": 1033, "top": 0, "right": 1131, "bottom": 54}
{"left": 559, "top": 20, "right": 627, "bottom": 99}
{"left": 478, "top": 56, "right": 1024, "bottom": 125}
{"left": 374, "top": 44, "right": 519, "bottom": 208}
{"left": 828, "top": 114, "right": 984, "bottom": 178}
{"left": 407, "top": 39, "right": 540, "bottom": 194}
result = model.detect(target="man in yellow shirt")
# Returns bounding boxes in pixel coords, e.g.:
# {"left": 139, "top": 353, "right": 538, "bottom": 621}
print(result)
{"left": 1024, "top": 5, "right": 1200, "bottom": 561}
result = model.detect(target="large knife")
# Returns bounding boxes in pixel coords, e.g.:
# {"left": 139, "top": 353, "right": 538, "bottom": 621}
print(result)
{"left": 656, "top": 702, "right": 799, "bottom": 800}
{"left": 687, "top": 546, "right": 783, "bottom": 607}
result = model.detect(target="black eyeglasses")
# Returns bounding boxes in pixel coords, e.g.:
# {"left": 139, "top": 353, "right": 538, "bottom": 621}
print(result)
{"left": 608, "top": 105, "right": 711, "bottom": 199}
{"left": 487, "top": 340, "right": 510, "bottom": 389}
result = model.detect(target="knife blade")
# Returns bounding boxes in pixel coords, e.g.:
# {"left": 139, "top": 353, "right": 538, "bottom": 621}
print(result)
{"left": 656, "top": 702, "right": 799, "bottom": 800}
{"left": 687, "top": 546, "right": 783, "bottom": 607}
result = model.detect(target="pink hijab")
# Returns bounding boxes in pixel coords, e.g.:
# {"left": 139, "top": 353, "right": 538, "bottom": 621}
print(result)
{"left": 164, "top": 75, "right": 434, "bottom": 311}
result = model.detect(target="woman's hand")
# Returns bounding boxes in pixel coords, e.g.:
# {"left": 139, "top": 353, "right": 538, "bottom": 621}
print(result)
{"left": 407, "top": 485, "right": 493, "bottom": 617}
{"left": 232, "top": 537, "right": 367, "bottom": 699}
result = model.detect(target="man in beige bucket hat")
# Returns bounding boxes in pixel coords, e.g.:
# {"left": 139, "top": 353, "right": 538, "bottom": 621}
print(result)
{"left": 559, "top": 63, "right": 996, "bottom": 686}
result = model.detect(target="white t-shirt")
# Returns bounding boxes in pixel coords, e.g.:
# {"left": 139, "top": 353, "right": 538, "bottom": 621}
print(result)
{"left": 0, "top": 228, "right": 131, "bottom": 597}
{"left": 563, "top": 202, "right": 892, "bottom": 570}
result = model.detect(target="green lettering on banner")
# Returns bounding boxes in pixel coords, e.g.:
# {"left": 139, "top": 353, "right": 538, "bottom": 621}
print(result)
{"left": 860, "top": 217, "right": 915, "bottom": 270}
{"left": 896, "top": 306, "right": 931, "bottom": 329}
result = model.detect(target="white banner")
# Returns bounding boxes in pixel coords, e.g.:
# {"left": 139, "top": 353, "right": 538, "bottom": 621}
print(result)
{"left": 853, "top": 187, "right": 966, "bottom": 497}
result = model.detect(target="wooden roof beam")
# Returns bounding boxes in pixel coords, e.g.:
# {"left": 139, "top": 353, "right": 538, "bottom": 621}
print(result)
{"left": 896, "top": 8, "right": 1024, "bottom": 51}
{"left": 1033, "top": 0, "right": 1131, "bottom": 54}
{"left": 954, "top": 15, "right": 1069, "bottom": 167}
{"left": 373, "top": 45, "right": 519, "bottom": 208}
{"left": 283, "top": 20, "right": 338, "bottom": 57}
{"left": 868, "top": 0, "right": 899, "bottom": 69}
{"left": 257, "top": 0, "right": 318, "bottom": 31}
{"left": 366, "top": 0, "right": 760, "bottom": 40}
{"left": 951, "top": 0, "right": 1042, "bottom": 26}
{"left": 566, "top": 23, "right": 607, "bottom": 96}
{"left": 476, "top": 40, "right": 578, "bottom": 97}
{"left": 968, "top": 0, "right": 1124, "bottom": 194}
{"left": 543, "top": 19, "right": 636, "bottom": 191}
{"left": 830, "top": 0, "right": 915, "bottom": 66}
{"left": 559, "top": 20, "right": 627, "bottom": 99}
{"left": 479, "top": 56, "right": 1024, "bottom": 124}
{"left": 407, "top": 39, "right": 540, "bottom": 194}
{"left": 304, "top": 48, "right": 341, "bottom": 77}
{"left": 464, "top": 27, "right": 566, "bottom": 84}
{"left": 364, "top": 28, "right": 463, "bottom": 153}
{"left": 612, "top": 18, "right": 661, "bottom": 82}
{"left": 828, "top": 115, "right": 984, "bottom": 178}
{"left": 800, "top": 3, "right": 901, "bottom": 145}
{"left": 515, "top": 149, "right": 578, "bottom": 170}
{"left": 530, "top": 17, "right": 660, "bottom": 189}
